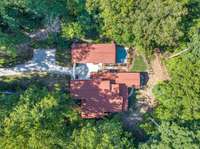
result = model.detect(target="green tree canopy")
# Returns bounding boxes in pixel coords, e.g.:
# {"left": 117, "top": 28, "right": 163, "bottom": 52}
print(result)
{"left": 68, "top": 118, "right": 135, "bottom": 149}
{"left": 0, "top": 86, "right": 78, "bottom": 149}
{"left": 0, "top": 85, "right": 135, "bottom": 149}
{"left": 0, "top": 0, "right": 68, "bottom": 31}
{"left": 97, "top": 0, "right": 187, "bottom": 53}
{"left": 153, "top": 31, "right": 200, "bottom": 121}
{"left": 133, "top": 0, "right": 187, "bottom": 52}
{"left": 140, "top": 122, "right": 200, "bottom": 149}
{"left": 98, "top": 0, "right": 136, "bottom": 47}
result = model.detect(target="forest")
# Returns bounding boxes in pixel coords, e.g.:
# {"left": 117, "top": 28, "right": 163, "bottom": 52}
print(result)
{"left": 0, "top": 0, "right": 200, "bottom": 148}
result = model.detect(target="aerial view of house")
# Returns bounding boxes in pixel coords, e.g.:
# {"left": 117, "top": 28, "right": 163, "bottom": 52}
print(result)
{"left": 0, "top": 1, "right": 199, "bottom": 148}
{"left": 70, "top": 42, "right": 141, "bottom": 118}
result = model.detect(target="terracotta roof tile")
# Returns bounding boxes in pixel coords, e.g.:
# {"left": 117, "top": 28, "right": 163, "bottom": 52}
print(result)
{"left": 71, "top": 43, "right": 116, "bottom": 64}
{"left": 91, "top": 72, "right": 141, "bottom": 88}
{"left": 70, "top": 80, "right": 125, "bottom": 118}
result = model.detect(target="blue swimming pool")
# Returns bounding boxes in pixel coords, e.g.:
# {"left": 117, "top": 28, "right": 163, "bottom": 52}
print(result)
{"left": 116, "top": 46, "right": 127, "bottom": 63}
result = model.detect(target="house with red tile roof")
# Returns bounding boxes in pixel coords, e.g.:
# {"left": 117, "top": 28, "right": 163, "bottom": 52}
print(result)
{"left": 70, "top": 80, "right": 127, "bottom": 118}
{"left": 71, "top": 43, "right": 116, "bottom": 64}
{"left": 70, "top": 42, "right": 141, "bottom": 118}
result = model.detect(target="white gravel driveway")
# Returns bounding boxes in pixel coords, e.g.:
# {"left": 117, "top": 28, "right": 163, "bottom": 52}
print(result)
{"left": 0, "top": 49, "right": 72, "bottom": 77}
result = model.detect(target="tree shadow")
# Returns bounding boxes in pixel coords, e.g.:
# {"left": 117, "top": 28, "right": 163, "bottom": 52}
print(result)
{"left": 140, "top": 72, "right": 149, "bottom": 87}
{"left": 0, "top": 74, "right": 71, "bottom": 92}
{"left": 128, "top": 88, "right": 137, "bottom": 110}
{"left": 71, "top": 43, "right": 96, "bottom": 63}
{"left": 181, "top": 1, "right": 200, "bottom": 41}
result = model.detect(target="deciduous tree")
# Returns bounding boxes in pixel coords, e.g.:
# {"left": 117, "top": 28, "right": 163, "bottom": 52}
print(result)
{"left": 0, "top": 86, "right": 78, "bottom": 149}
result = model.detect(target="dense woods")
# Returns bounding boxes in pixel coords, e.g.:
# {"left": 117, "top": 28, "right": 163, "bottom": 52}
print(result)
{"left": 140, "top": 31, "right": 200, "bottom": 148}
{"left": 0, "top": 0, "right": 200, "bottom": 148}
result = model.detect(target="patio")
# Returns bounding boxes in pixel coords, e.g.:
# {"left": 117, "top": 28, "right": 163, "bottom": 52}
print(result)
{"left": 74, "top": 63, "right": 102, "bottom": 80}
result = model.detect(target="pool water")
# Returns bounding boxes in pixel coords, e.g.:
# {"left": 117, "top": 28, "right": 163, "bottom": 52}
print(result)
{"left": 116, "top": 46, "right": 127, "bottom": 63}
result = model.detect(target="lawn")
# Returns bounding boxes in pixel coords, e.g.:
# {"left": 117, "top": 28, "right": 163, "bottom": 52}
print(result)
{"left": 131, "top": 55, "right": 147, "bottom": 72}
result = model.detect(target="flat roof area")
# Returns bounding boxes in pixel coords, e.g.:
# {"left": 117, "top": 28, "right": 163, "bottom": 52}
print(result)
{"left": 71, "top": 43, "right": 116, "bottom": 64}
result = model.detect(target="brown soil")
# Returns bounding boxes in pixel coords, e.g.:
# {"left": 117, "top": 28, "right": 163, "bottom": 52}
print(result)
{"left": 123, "top": 53, "right": 170, "bottom": 134}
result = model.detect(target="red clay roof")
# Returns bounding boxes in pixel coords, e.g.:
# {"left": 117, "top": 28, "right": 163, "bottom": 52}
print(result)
{"left": 70, "top": 80, "right": 127, "bottom": 118}
{"left": 115, "top": 73, "right": 140, "bottom": 88}
{"left": 91, "top": 72, "right": 141, "bottom": 88}
{"left": 71, "top": 43, "right": 116, "bottom": 64}
{"left": 70, "top": 72, "right": 140, "bottom": 118}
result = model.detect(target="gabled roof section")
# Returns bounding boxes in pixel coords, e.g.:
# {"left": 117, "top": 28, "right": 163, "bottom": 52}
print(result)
{"left": 70, "top": 80, "right": 111, "bottom": 99}
{"left": 70, "top": 80, "right": 127, "bottom": 118}
{"left": 91, "top": 72, "right": 141, "bottom": 88}
{"left": 115, "top": 73, "right": 140, "bottom": 88}
{"left": 71, "top": 43, "right": 116, "bottom": 64}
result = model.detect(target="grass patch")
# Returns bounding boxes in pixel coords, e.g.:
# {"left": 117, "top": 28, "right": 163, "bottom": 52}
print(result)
{"left": 131, "top": 55, "right": 147, "bottom": 72}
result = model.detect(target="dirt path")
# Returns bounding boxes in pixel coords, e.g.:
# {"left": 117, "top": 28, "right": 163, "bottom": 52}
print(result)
{"left": 140, "top": 53, "right": 170, "bottom": 107}
{"left": 123, "top": 53, "right": 170, "bottom": 135}
{"left": 148, "top": 53, "right": 170, "bottom": 86}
